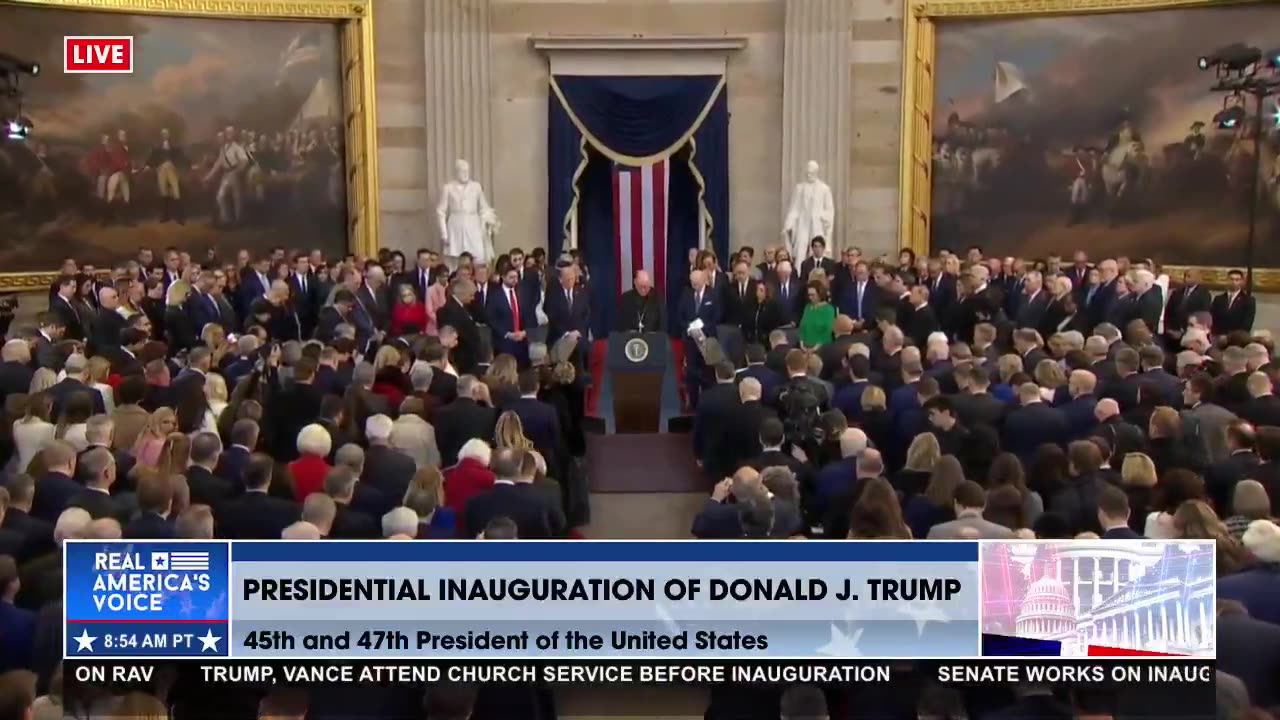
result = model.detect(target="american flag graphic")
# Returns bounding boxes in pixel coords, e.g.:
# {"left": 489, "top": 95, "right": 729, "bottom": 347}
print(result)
{"left": 612, "top": 159, "right": 669, "bottom": 295}
{"left": 152, "top": 551, "right": 210, "bottom": 572}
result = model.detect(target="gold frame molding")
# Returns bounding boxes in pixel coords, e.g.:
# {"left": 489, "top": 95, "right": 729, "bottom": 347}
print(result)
{"left": 0, "top": 0, "right": 379, "bottom": 292}
{"left": 898, "top": 0, "right": 1280, "bottom": 290}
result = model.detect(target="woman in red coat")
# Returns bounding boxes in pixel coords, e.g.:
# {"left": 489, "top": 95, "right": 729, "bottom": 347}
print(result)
{"left": 390, "top": 284, "right": 429, "bottom": 337}
{"left": 288, "top": 423, "right": 333, "bottom": 500}
{"left": 443, "top": 439, "right": 496, "bottom": 534}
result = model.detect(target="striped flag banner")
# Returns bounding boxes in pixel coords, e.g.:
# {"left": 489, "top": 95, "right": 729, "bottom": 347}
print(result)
{"left": 612, "top": 159, "right": 669, "bottom": 295}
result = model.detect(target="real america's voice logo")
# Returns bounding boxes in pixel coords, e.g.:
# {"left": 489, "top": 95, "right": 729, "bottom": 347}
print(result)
{"left": 91, "top": 548, "right": 213, "bottom": 612}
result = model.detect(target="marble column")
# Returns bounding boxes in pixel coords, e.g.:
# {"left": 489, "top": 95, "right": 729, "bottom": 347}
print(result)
{"left": 425, "top": 0, "right": 494, "bottom": 246}
{"left": 780, "top": 0, "right": 851, "bottom": 251}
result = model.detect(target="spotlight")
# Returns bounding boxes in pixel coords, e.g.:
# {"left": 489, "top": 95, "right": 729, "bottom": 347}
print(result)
{"left": 1199, "top": 43, "right": 1262, "bottom": 72}
{"left": 5, "top": 115, "right": 32, "bottom": 140}
{"left": 1214, "top": 105, "right": 1246, "bottom": 129}
{"left": 0, "top": 53, "right": 38, "bottom": 77}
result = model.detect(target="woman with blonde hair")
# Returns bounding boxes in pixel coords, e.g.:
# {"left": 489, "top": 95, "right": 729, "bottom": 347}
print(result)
{"left": 113, "top": 692, "right": 168, "bottom": 719}
{"left": 28, "top": 368, "right": 57, "bottom": 395}
{"left": 894, "top": 433, "right": 941, "bottom": 497}
{"left": 905, "top": 454, "right": 964, "bottom": 539}
{"left": 1172, "top": 499, "right": 1251, "bottom": 575}
{"left": 1034, "top": 358, "right": 1066, "bottom": 403}
{"left": 132, "top": 408, "right": 178, "bottom": 467}
{"left": 13, "top": 392, "right": 55, "bottom": 473}
{"left": 484, "top": 354, "right": 521, "bottom": 407}
{"left": 86, "top": 355, "right": 116, "bottom": 413}
{"left": 203, "top": 372, "right": 229, "bottom": 431}
{"left": 1120, "top": 452, "right": 1158, "bottom": 534}
{"left": 155, "top": 432, "right": 192, "bottom": 479}
{"left": 404, "top": 465, "right": 455, "bottom": 538}
{"left": 372, "top": 344, "right": 401, "bottom": 374}
{"left": 494, "top": 410, "right": 533, "bottom": 451}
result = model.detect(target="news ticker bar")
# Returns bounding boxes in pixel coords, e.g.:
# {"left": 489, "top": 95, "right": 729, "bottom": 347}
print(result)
{"left": 64, "top": 658, "right": 1217, "bottom": 689}
{"left": 64, "top": 539, "right": 1219, "bottom": 661}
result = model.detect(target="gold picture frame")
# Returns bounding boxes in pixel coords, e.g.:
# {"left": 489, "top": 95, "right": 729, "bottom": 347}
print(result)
{"left": 0, "top": 0, "right": 379, "bottom": 292}
{"left": 898, "top": 0, "right": 1280, "bottom": 290}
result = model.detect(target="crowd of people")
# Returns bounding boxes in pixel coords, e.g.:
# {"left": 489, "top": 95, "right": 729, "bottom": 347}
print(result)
{"left": 0, "top": 236, "right": 1273, "bottom": 717}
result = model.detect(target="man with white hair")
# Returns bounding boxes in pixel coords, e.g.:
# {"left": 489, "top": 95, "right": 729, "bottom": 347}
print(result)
{"left": 811, "top": 428, "right": 868, "bottom": 520}
{"left": 0, "top": 338, "right": 33, "bottom": 400}
{"left": 1240, "top": 371, "right": 1280, "bottom": 428}
{"left": 1125, "top": 268, "right": 1163, "bottom": 334}
{"left": 444, "top": 438, "right": 495, "bottom": 520}
{"left": 619, "top": 269, "right": 665, "bottom": 333}
{"left": 360, "top": 414, "right": 416, "bottom": 506}
{"left": 282, "top": 521, "right": 323, "bottom": 540}
{"left": 381, "top": 507, "right": 419, "bottom": 539}
{"left": 15, "top": 505, "right": 91, "bottom": 608}
{"left": 1014, "top": 270, "right": 1049, "bottom": 331}
{"left": 49, "top": 353, "right": 106, "bottom": 417}
{"left": 731, "top": 376, "right": 778, "bottom": 468}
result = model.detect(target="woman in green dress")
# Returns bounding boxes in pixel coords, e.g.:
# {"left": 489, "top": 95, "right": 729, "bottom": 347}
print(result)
{"left": 798, "top": 280, "right": 835, "bottom": 348}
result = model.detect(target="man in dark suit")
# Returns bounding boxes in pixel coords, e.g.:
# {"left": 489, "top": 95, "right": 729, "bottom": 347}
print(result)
{"left": 438, "top": 279, "right": 483, "bottom": 375}
{"left": 269, "top": 357, "right": 324, "bottom": 462}
{"left": 544, "top": 264, "right": 590, "bottom": 364}
{"left": 0, "top": 339, "right": 33, "bottom": 405}
{"left": 76, "top": 416, "right": 135, "bottom": 494}
{"left": 239, "top": 256, "right": 273, "bottom": 310}
{"left": 434, "top": 376, "right": 498, "bottom": 466}
{"left": 31, "top": 442, "right": 81, "bottom": 522}
{"left": 463, "top": 448, "right": 558, "bottom": 539}
{"left": 904, "top": 284, "right": 941, "bottom": 349}
{"left": 185, "top": 432, "right": 234, "bottom": 508}
{"left": 726, "top": 376, "right": 777, "bottom": 471}
{"left": 722, "top": 262, "right": 757, "bottom": 329}
{"left": 770, "top": 261, "right": 805, "bottom": 325}
{"left": 693, "top": 362, "right": 742, "bottom": 481}
{"left": 48, "top": 355, "right": 106, "bottom": 419}
{"left": 362, "top": 414, "right": 419, "bottom": 503}
{"left": 1164, "top": 269, "right": 1212, "bottom": 348}
{"left": 1097, "top": 484, "right": 1142, "bottom": 539}
{"left": 1206, "top": 420, "right": 1260, "bottom": 514}
{"left": 123, "top": 471, "right": 176, "bottom": 539}
{"left": 1, "top": 476, "right": 54, "bottom": 563}
{"left": 617, "top": 270, "right": 665, "bottom": 333}
{"left": 1013, "top": 328, "right": 1050, "bottom": 375}
{"left": 1002, "top": 383, "right": 1070, "bottom": 462}
{"left": 185, "top": 272, "right": 225, "bottom": 339}
{"left": 215, "top": 454, "right": 300, "bottom": 540}
{"left": 215, "top": 418, "right": 258, "bottom": 491}
{"left": 506, "top": 370, "right": 564, "bottom": 470}
{"left": 798, "top": 237, "right": 837, "bottom": 284}
{"left": 486, "top": 266, "right": 534, "bottom": 366}
{"left": 324, "top": 467, "right": 379, "bottom": 539}
{"left": 1058, "top": 369, "right": 1099, "bottom": 441}
{"left": 678, "top": 270, "right": 723, "bottom": 409}
{"left": 1086, "top": 259, "right": 1122, "bottom": 329}
{"left": 0, "top": 555, "right": 35, "bottom": 671}
{"left": 287, "top": 253, "right": 319, "bottom": 338}
{"left": 1240, "top": 371, "right": 1280, "bottom": 428}
{"left": 392, "top": 249, "right": 436, "bottom": 303}
{"left": 314, "top": 290, "right": 358, "bottom": 345}
{"left": 1013, "top": 271, "right": 1050, "bottom": 331}
{"left": 90, "top": 285, "right": 127, "bottom": 355}
{"left": 836, "top": 262, "right": 878, "bottom": 330}
{"left": 1065, "top": 251, "right": 1091, "bottom": 297}
{"left": 49, "top": 274, "right": 85, "bottom": 341}
{"left": 67, "top": 447, "right": 126, "bottom": 521}
{"left": 1211, "top": 269, "right": 1257, "bottom": 338}
{"left": 736, "top": 344, "right": 783, "bottom": 404}
{"left": 420, "top": 343, "right": 458, "bottom": 404}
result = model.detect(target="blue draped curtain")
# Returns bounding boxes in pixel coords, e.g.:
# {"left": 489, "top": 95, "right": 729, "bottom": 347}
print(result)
{"left": 547, "top": 75, "right": 730, "bottom": 338}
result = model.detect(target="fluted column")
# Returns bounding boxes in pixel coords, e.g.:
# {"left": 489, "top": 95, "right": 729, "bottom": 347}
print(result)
{"left": 780, "top": 0, "right": 851, "bottom": 252}
{"left": 425, "top": 0, "right": 494, "bottom": 247}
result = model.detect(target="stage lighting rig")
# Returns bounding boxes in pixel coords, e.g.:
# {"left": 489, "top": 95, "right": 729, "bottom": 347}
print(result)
{"left": 1213, "top": 105, "right": 1246, "bottom": 129}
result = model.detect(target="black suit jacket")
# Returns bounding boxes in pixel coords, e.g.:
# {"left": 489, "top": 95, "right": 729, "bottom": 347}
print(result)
{"left": 1212, "top": 291, "right": 1257, "bottom": 336}
{"left": 434, "top": 398, "right": 497, "bottom": 466}
{"left": 124, "top": 511, "right": 176, "bottom": 539}
{"left": 329, "top": 504, "right": 379, "bottom": 539}
{"left": 799, "top": 257, "right": 837, "bottom": 283}
{"left": 1241, "top": 394, "right": 1280, "bottom": 429}
{"left": 286, "top": 274, "right": 319, "bottom": 335}
{"left": 91, "top": 309, "right": 126, "bottom": 354}
{"left": 49, "top": 378, "right": 105, "bottom": 419}
{"left": 1102, "top": 526, "right": 1143, "bottom": 539}
{"left": 1013, "top": 291, "right": 1050, "bottom": 331}
{"left": 1164, "top": 284, "right": 1212, "bottom": 335}
{"left": 721, "top": 279, "right": 757, "bottom": 328}
{"left": 906, "top": 304, "right": 941, "bottom": 348}
{"left": 617, "top": 289, "right": 665, "bottom": 333}
{"left": 693, "top": 382, "right": 742, "bottom": 479}
{"left": 768, "top": 279, "right": 805, "bottom": 325}
{"left": 215, "top": 446, "right": 253, "bottom": 491}
{"left": 1206, "top": 450, "right": 1262, "bottom": 515}
{"left": 463, "top": 482, "right": 558, "bottom": 539}
{"left": 215, "top": 491, "right": 300, "bottom": 539}
{"left": 68, "top": 488, "right": 125, "bottom": 522}
{"left": 544, "top": 285, "right": 591, "bottom": 347}
{"left": 0, "top": 361, "right": 32, "bottom": 405}
{"left": 361, "top": 444, "right": 418, "bottom": 505}
{"left": 1002, "top": 402, "right": 1070, "bottom": 461}
{"left": 185, "top": 466, "right": 234, "bottom": 508}
{"left": 506, "top": 397, "right": 564, "bottom": 464}
{"left": 31, "top": 472, "right": 81, "bottom": 523}
{"left": 0, "top": 509, "right": 54, "bottom": 563}
{"left": 50, "top": 295, "right": 85, "bottom": 341}
{"left": 438, "top": 299, "right": 482, "bottom": 374}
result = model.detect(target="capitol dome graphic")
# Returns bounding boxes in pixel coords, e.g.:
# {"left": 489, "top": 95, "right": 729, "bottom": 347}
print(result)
{"left": 980, "top": 541, "right": 1217, "bottom": 657}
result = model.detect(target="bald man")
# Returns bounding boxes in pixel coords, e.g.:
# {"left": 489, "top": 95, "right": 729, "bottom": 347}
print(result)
{"left": 618, "top": 269, "right": 665, "bottom": 333}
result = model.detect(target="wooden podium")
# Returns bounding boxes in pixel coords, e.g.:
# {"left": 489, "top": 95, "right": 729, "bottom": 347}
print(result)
{"left": 607, "top": 332, "right": 669, "bottom": 434}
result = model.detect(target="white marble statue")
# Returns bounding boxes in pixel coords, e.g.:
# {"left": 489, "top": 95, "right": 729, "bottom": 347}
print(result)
{"left": 436, "top": 158, "right": 500, "bottom": 263}
{"left": 782, "top": 160, "right": 835, "bottom": 262}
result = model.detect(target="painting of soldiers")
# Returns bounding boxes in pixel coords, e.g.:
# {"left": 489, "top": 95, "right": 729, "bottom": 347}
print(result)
{"left": 0, "top": 5, "right": 348, "bottom": 272}
{"left": 929, "top": 5, "right": 1280, "bottom": 267}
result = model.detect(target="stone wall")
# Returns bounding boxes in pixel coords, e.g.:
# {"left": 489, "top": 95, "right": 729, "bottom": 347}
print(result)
{"left": 368, "top": 0, "right": 905, "bottom": 259}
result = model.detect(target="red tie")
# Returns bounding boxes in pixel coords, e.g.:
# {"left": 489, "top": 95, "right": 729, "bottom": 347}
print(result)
{"left": 509, "top": 288, "right": 521, "bottom": 332}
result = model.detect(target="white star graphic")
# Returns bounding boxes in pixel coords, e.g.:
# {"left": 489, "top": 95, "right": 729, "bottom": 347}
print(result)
{"left": 74, "top": 628, "right": 97, "bottom": 652}
{"left": 198, "top": 629, "right": 221, "bottom": 652}
{"left": 816, "top": 623, "right": 864, "bottom": 657}
{"left": 898, "top": 598, "right": 951, "bottom": 637}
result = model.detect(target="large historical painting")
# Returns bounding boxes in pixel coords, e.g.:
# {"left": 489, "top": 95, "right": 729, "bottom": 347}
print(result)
{"left": 0, "top": 5, "right": 348, "bottom": 274}
{"left": 930, "top": 5, "right": 1278, "bottom": 267}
